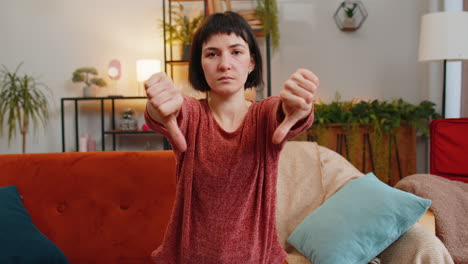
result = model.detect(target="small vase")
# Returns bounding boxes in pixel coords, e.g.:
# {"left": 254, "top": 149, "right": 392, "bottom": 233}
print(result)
{"left": 83, "top": 86, "right": 93, "bottom": 97}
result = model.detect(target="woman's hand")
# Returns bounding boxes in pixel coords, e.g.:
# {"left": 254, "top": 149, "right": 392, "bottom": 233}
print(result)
{"left": 272, "top": 68, "right": 319, "bottom": 144}
{"left": 145, "top": 72, "right": 187, "bottom": 152}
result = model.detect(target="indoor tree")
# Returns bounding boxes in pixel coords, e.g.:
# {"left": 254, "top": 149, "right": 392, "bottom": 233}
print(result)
{"left": 0, "top": 63, "right": 50, "bottom": 153}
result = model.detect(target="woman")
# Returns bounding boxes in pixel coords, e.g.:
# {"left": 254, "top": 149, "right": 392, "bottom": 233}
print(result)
{"left": 144, "top": 11, "right": 318, "bottom": 264}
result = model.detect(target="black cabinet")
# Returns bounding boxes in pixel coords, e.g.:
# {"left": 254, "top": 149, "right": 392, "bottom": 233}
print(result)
{"left": 60, "top": 96, "right": 170, "bottom": 152}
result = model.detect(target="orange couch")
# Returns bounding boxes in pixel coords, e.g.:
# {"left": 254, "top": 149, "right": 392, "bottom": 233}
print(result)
{"left": 0, "top": 151, "right": 176, "bottom": 264}
{"left": 0, "top": 144, "right": 447, "bottom": 264}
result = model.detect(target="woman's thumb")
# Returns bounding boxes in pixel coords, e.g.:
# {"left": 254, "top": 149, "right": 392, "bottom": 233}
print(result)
{"left": 272, "top": 116, "right": 296, "bottom": 144}
{"left": 166, "top": 117, "right": 187, "bottom": 152}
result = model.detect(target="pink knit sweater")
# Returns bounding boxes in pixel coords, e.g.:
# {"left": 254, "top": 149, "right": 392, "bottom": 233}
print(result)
{"left": 145, "top": 96, "right": 314, "bottom": 264}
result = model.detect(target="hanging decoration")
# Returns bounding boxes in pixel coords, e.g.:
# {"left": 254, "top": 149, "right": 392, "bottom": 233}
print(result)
{"left": 334, "top": 1, "right": 368, "bottom": 32}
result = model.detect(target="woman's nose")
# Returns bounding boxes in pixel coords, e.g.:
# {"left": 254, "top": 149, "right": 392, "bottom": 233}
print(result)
{"left": 218, "top": 55, "right": 232, "bottom": 71}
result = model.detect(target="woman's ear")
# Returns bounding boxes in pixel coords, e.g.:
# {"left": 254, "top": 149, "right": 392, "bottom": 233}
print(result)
{"left": 249, "top": 57, "right": 255, "bottom": 73}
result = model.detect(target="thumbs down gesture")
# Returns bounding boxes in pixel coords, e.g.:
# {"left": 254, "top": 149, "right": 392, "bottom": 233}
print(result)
{"left": 272, "top": 68, "right": 319, "bottom": 144}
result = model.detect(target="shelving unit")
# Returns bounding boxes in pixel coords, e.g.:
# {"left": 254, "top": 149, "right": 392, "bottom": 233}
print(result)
{"left": 60, "top": 96, "right": 170, "bottom": 152}
{"left": 162, "top": 0, "right": 272, "bottom": 98}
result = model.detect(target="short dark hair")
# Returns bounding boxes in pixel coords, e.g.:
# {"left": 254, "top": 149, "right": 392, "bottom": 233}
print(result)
{"left": 188, "top": 11, "right": 263, "bottom": 92}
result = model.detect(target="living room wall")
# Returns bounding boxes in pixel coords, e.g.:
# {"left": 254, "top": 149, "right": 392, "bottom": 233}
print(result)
{"left": 274, "top": 0, "right": 429, "bottom": 102}
{"left": 0, "top": 0, "right": 438, "bottom": 172}
{"left": 0, "top": 0, "right": 164, "bottom": 154}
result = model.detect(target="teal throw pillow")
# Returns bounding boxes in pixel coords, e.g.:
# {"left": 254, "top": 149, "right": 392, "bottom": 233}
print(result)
{"left": 0, "top": 185, "right": 69, "bottom": 264}
{"left": 287, "top": 173, "right": 431, "bottom": 264}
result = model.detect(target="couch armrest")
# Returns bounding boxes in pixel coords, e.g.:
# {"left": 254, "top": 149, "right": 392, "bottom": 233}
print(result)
{"left": 417, "top": 209, "right": 435, "bottom": 235}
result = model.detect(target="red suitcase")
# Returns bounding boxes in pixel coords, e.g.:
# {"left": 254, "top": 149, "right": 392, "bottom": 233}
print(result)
{"left": 430, "top": 118, "right": 468, "bottom": 183}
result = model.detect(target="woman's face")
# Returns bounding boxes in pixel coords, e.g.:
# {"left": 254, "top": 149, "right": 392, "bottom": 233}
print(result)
{"left": 201, "top": 33, "right": 255, "bottom": 96}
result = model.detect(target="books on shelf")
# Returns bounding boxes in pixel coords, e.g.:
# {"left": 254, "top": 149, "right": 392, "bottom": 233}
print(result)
{"left": 237, "top": 9, "right": 263, "bottom": 31}
{"left": 237, "top": 9, "right": 255, "bottom": 15}
{"left": 248, "top": 19, "right": 262, "bottom": 26}
{"left": 206, "top": 0, "right": 231, "bottom": 14}
{"left": 213, "top": 0, "right": 221, "bottom": 13}
{"left": 250, "top": 24, "right": 263, "bottom": 30}
{"left": 225, "top": 0, "right": 232, "bottom": 11}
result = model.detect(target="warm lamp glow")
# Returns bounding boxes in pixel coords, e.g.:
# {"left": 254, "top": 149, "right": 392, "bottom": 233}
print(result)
{"left": 136, "top": 59, "right": 161, "bottom": 82}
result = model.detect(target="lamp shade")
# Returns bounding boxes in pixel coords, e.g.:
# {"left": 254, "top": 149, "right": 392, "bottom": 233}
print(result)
{"left": 136, "top": 59, "right": 161, "bottom": 82}
{"left": 418, "top": 11, "right": 468, "bottom": 61}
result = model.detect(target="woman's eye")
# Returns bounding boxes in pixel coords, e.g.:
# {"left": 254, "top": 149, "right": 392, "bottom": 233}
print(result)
{"left": 233, "top": 50, "right": 242, "bottom": 55}
{"left": 206, "top": 52, "right": 217, "bottom": 57}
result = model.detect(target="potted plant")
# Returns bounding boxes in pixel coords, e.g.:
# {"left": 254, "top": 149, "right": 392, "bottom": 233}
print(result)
{"left": 72, "top": 67, "right": 107, "bottom": 97}
{"left": 255, "top": 0, "right": 279, "bottom": 51}
{"left": 162, "top": 3, "right": 204, "bottom": 60}
{"left": 295, "top": 94, "right": 441, "bottom": 185}
{"left": 0, "top": 63, "right": 50, "bottom": 153}
{"left": 343, "top": 2, "right": 357, "bottom": 29}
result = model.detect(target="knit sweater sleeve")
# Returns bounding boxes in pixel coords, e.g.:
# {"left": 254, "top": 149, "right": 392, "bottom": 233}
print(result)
{"left": 144, "top": 95, "right": 200, "bottom": 152}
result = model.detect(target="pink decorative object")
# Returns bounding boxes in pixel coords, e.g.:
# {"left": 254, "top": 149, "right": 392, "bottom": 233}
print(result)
{"left": 79, "top": 136, "right": 88, "bottom": 152}
{"left": 142, "top": 123, "right": 150, "bottom": 131}
{"left": 87, "top": 139, "right": 96, "bottom": 152}
{"left": 108, "top": 59, "right": 122, "bottom": 80}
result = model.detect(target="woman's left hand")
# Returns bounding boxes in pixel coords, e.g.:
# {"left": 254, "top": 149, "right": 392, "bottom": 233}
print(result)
{"left": 272, "top": 68, "right": 319, "bottom": 144}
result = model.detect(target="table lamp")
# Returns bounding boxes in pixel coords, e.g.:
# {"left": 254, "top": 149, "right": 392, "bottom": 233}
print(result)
{"left": 418, "top": 11, "right": 468, "bottom": 118}
{"left": 136, "top": 59, "right": 161, "bottom": 96}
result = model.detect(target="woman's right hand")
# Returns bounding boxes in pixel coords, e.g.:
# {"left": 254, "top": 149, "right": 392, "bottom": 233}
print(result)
{"left": 145, "top": 72, "right": 187, "bottom": 152}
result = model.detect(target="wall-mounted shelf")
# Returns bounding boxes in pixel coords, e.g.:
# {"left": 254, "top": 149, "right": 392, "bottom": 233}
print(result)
{"left": 166, "top": 60, "right": 190, "bottom": 66}
{"left": 334, "top": 0, "right": 368, "bottom": 32}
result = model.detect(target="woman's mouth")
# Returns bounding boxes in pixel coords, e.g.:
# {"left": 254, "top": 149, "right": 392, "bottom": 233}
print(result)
{"left": 218, "top": 76, "right": 234, "bottom": 81}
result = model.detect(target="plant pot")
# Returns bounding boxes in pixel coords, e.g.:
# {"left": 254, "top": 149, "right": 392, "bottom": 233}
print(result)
{"left": 83, "top": 86, "right": 94, "bottom": 97}
{"left": 293, "top": 124, "right": 416, "bottom": 186}
{"left": 343, "top": 17, "right": 356, "bottom": 30}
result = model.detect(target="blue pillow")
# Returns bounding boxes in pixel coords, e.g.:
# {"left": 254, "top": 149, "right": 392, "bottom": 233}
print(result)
{"left": 287, "top": 173, "right": 431, "bottom": 264}
{"left": 0, "top": 185, "right": 69, "bottom": 264}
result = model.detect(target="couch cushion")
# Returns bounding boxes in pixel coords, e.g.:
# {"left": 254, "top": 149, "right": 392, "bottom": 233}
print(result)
{"left": 0, "top": 185, "right": 69, "bottom": 264}
{"left": 287, "top": 173, "right": 431, "bottom": 264}
{"left": 277, "top": 141, "right": 363, "bottom": 263}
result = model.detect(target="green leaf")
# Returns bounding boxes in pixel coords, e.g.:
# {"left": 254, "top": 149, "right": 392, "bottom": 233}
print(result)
{"left": 72, "top": 67, "right": 105, "bottom": 87}
{"left": 160, "top": 2, "right": 204, "bottom": 46}
{"left": 313, "top": 93, "right": 440, "bottom": 137}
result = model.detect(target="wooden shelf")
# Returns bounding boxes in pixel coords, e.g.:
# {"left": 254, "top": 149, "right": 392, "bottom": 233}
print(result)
{"left": 253, "top": 29, "right": 264, "bottom": 37}
{"left": 62, "top": 96, "right": 147, "bottom": 100}
{"left": 166, "top": 60, "right": 189, "bottom": 66}
{"left": 104, "top": 130, "right": 157, "bottom": 134}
